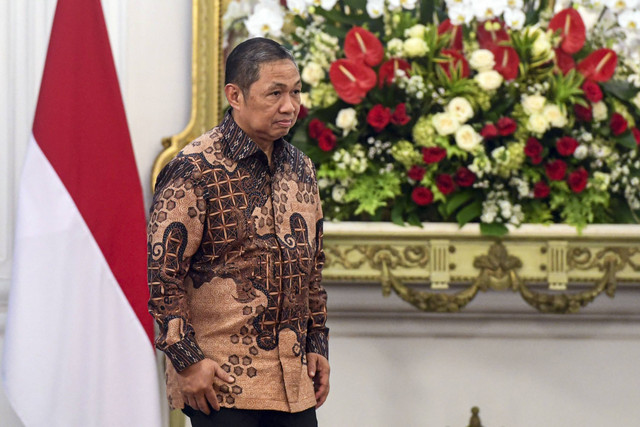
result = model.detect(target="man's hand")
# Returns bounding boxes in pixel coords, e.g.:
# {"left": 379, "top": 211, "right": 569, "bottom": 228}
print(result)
{"left": 307, "top": 353, "right": 330, "bottom": 409}
{"left": 177, "top": 358, "right": 235, "bottom": 415}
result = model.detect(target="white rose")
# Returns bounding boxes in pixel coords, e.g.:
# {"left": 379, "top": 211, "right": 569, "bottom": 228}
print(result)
{"left": 592, "top": 101, "right": 608, "bottom": 121}
{"left": 403, "top": 37, "right": 429, "bottom": 57}
{"left": 335, "top": 108, "right": 358, "bottom": 136}
{"left": 332, "top": 186, "right": 346, "bottom": 203}
{"left": 300, "top": 92, "right": 312, "bottom": 108}
{"left": 474, "top": 70, "right": 503, "bottom": 90}
{"left": 573, "top": 145, "right": 588, "bottom": 160}
{"left": 521, "top": 94, "right": 546, "bottom": 115}
{"left": 455, "top": 125, "right": 483, "bottom": 151}
{"left": 432, "top": 112, "right": 461, "bottom": 135}
{"left": 405, "top": 24, "right": 427, "bottom": 39}
{"left": 632, "top": 92, "right": 640, "bottom": 110}
{"left": 543, "top": 104, "right": 568, "bottom": 128}
{"left": 387, "top": 38, "right": 404, "bottom": 56}
{"left": 446, "top": 97, "right": 474, "bottom": 124}
{"left": 301, "top": 62, "right": 325, "bottom": 86}
{"left": 469, "top": 49, "right": 495, "bottom": 72}
{"left": 527, "top": 113, "right": 550, "bottom": 134}
{"left": 532, "top": 31, "right": 553, "bottom": 58}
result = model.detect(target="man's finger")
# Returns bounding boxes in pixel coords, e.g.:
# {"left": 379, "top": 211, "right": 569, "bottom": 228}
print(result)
{"left": 214, "top": 365, "right": 235, "bottom": 383}
{"left": 307, "top": 353, "right": 318, "bottom": 378}
{"left": 195, "top": 394, "right": 211, "bottom": 415}
{"left": 205, "top": 387, "right": 220, "bottom": 412}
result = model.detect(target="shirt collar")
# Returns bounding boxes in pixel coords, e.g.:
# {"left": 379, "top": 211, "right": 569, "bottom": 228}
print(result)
{"left": 219, "top": 109, "right": 291, "bottom": 162}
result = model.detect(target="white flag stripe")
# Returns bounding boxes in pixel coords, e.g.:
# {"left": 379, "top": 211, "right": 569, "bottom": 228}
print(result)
{"left": 3, "top": 137, "right": 161, "bottom": 427}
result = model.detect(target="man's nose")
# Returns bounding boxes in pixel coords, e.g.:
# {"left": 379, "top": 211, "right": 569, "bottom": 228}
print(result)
{"left": 280, "top": 94, "right": 296, "bottom": 114}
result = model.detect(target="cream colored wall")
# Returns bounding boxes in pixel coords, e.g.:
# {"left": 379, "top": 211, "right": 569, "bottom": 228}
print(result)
{"left": 2, "top": 2, "right": 640, "bottom": 427}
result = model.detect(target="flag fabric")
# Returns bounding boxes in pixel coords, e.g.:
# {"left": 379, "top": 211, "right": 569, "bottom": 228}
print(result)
{"left": 2, "top": 0, "right": 162, "bottom": 425}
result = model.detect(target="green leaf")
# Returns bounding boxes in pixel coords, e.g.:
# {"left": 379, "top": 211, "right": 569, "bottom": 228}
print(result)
{"left": 614, "top": 131, "right": 638, "bottom": 150}
{"left": 480, "top": 223, "right": 509, "bottom": 236}
{"left": 407, "top": 213, "right": 422, "bottom": 227}
{"left": 602, "top": 80, "right": 637, "bottom": 101}
{"left": 455, "top": 200, "right": 482, "bottom": 226}
{"left": 445, "top": 191, "right": 473, "bottom": 216}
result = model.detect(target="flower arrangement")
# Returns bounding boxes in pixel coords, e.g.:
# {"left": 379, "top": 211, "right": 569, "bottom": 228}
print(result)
{"left": 225, "top": 0, "right": 640, "bottom": 234}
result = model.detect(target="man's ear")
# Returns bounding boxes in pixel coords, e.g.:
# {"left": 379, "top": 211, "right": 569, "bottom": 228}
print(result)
{"left": 224, "top": 83, "right": 243, "bottom": 110}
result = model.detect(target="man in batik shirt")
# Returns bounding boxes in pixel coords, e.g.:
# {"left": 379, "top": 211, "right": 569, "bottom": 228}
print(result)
{"left": 147, "top": 38, "right": 329, "bottom": 427}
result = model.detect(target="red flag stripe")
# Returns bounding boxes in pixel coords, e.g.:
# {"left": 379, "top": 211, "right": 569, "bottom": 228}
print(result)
{"left": 32, "top": 0, "right": 153, "bottom": 343}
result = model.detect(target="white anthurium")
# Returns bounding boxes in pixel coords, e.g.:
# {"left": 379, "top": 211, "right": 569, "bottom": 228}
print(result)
{"left": 310, "top": 0, "right": 339, "bottom": 11}
{"left": 366, "top": 0, "right": 385, "bottom": 18}
{"left": 244, "top": 2, "right": 285, "bottom": 38}
{"left": 287, "top": 0, "right": 309, "bottom": 16}
{"left": 618, "top": 10, "right": 640, "bottom": 31}
{"left": 505, "top": 0, "right": 524, "bottom": 9}
{"left": 447, "top": 4, "right": 475, "bottom": 25}
{"left": 504, "top": 8, "right": 526, "bottom": 30}
{"left": 473, "top": 1, "right": 508, "bottom": 20}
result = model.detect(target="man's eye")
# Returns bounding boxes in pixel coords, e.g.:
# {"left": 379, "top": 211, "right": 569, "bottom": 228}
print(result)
{"left": 292, "top": 89, "right": 301, "bottom": 95}
{"left": 271, "top": 91, "right": 281, "bottom": 96}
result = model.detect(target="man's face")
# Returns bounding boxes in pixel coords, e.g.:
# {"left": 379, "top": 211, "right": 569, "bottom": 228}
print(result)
{"left": 231, "top": 59, "right": 302, "bottom": 146}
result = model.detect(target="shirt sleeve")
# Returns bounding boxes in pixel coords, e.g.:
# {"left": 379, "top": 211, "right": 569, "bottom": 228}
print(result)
{"left": 305, "top": 163, "right": 329, "bottom": 360}
{"left": 147, "top": 156, "right": 207, "bottom": 372}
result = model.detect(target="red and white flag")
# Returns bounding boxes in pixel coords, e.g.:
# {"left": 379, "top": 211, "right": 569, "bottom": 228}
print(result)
{"left": 2, "top": 0, "right": 161, "bottom": 425}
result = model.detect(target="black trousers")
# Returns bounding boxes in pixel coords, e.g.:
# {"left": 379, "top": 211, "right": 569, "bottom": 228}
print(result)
{"left": 182, "top": 406, "right": 318, "bottom": 427}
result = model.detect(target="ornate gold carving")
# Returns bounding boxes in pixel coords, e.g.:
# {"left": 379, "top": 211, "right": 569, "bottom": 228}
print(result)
{"left": 151, "top": 0, "right": 224, "bottom": 190}
{"left": 324, "top": 229, "right": 640, "bottom": 314}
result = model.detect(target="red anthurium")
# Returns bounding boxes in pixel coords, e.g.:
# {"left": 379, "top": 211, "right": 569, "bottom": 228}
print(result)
{"left": 438, "top": 19, "right": 463, "bottom": 51}
{"left": 477, "top": 19, "right": 510, "bottom": 50}
{"left": 378, "top": 58, "right": 411, "bottom": 87}
{"left": 554, "top": 48, "right": 575, "bottom": 75}
{"left": 344, "top": 26, "right": 384, "bottom": 67}
{"left": 577, "top": 49, "right": 617, "bottom": 82}
{"left": 329, "top": 59, "right": 377, "bottom": 104}
{"left": 632, "top": 128, "right": 640, "bottom": 145}
{"left": 548, "top": 8, "right": 586, "bottom": 54}
{"left": 491, "top": 46, "right": 520, "bottom": 80}
{"left": 439, "top": 49, "right": 470, "bottom": 78}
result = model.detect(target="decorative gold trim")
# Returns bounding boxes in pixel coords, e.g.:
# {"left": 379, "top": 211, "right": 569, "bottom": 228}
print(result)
{"left": 323, "top": 223, "right": 640, "bottom": 314}
{"left": 151, "top": 0, "right": 224, "bottom": 191}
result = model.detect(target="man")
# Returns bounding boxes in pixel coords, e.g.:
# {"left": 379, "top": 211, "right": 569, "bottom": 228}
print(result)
{"left": 147, "top": 38, "right": 329, "bottom": 427}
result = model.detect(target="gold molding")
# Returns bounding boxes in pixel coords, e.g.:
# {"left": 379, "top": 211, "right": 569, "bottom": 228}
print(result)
{"left": 323, "top": 223, "right": 640, "bottom": 314}
{"left": 151, "top": 0, "right": 224, "bottom": 191}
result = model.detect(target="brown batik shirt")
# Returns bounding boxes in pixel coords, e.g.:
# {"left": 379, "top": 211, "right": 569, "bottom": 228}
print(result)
{"left": 147, "top": 111, "right": 328, "bottom": 413}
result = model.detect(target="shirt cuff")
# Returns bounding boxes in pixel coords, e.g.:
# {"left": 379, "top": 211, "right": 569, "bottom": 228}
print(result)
{"left": 164, "top": 335, "right": 205, "bottom": 372}
{"left": 306, "top": 330, "right": 329, "bottom": 360}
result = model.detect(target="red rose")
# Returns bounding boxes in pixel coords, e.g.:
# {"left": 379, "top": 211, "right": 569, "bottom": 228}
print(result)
{"left": 422, "top": 147, "right": 447, "bottom": 164}
{"left": 408, "top": 165, "right": 426, "bottom": 182}
{"left": 497, "top": 117, "right": 517, "bottom": 136}
{"left": 581, "top": 80, "right": 602, "bottom": 103}
{"left": 533, "top": 181, "right": 550, "bottom": 199}
{"left": 556, "top": 136, "right": 579, "bottom": 156}
{"left": 480, "top": 123, "right": 499, "bottom": 139}
{"left": 524, "top": 137, "right": 543, "bottom": 163}
{"left": 455, "top": 167, "right": 476, "bottom": 187}
{"left": 367, "top": 104, "right": 392, "bottom": 132}
{"left": 308, "top": 119, "right": 326, "bottom": 139}
{"left": 610, "top": 113, "right": 628, "bottom": 136}
{"left": 317, "top": 128, "right": 337, "bottom": 151}
{"left": 573, "top": 103, "right": 592, "bottom": 122}
{"left": 412, "top": 187, "right": 434, "bottom": 206}
{"left": 391, "top": 103, "right": 411, "bottom": 126}
{"left": 632, "top": 127, "right": 640, "bottom": 145}
{"left": 298, "top": 104, "right": 308, "bottom": 120}
{"left": 568, "top": 168, "right": 588, "bottom": 193}
{"left": 436, "top": 174, "right": 455, "bottom": 195}
{"left": 545, "top": 159, "right": 567, "bottom": 181}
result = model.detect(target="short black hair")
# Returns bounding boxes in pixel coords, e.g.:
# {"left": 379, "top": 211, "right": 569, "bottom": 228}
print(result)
{"left": 225, "top": 37, "right": 297, "bottom": 98}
